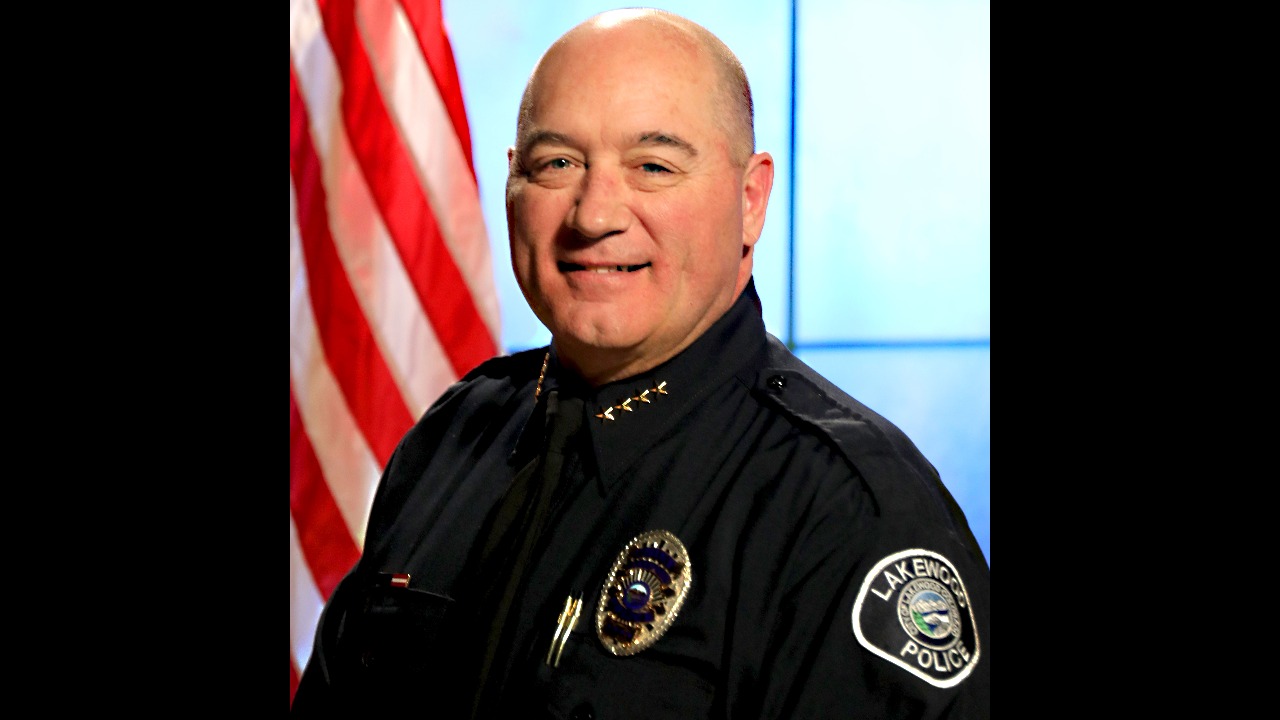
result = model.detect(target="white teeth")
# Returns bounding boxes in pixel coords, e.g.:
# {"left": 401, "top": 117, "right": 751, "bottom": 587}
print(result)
{"left": 589, "top": 265, "right": 626, "bottom": 273}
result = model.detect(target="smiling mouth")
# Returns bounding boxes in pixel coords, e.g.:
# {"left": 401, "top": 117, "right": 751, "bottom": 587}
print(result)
{"left": 558, "top": 262, "right": 652, "bottom": 273}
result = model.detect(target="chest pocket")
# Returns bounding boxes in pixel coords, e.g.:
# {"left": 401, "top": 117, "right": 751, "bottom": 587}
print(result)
{"left": 332, "top": 580, "right": 455, "bottom": 704}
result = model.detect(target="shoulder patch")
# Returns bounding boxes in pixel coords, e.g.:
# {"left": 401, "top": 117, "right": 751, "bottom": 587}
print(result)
{"left": 851, "top": 549, "right": 980, "bottom": 687}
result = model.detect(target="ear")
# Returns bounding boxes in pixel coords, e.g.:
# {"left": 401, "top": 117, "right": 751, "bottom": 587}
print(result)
{"left": 505, "top": 145, "right": 521, "bottom": 206}
{"left": 741, "top": 151, "right": 774, "bottom": 250}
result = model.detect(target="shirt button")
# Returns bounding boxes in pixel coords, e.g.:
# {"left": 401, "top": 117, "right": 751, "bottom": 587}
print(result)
{"left": 569, "top": 703, "right": 595, "bottom": 720}
{"left": 767, "top": 375, "right": 787, "bottom": 392}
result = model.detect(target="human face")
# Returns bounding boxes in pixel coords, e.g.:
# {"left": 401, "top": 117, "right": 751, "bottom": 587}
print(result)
{"left": 506, "top": 21, "right": 773, "bottom": 385}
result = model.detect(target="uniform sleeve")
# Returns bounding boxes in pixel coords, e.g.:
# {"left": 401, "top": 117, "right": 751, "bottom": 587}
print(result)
{"left": 292, "top": 562, "right": 460, "bottom": 716}
{"left": 748, "top": 473, "right": 991, "bottom": 719}
{"left": 291, "top": 567, "right": 359, "bottom": 715}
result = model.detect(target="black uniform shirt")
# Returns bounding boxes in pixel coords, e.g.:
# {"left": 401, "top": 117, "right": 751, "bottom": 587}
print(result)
{"left": 293, "top": 278, "right": 991, "bottom": 719}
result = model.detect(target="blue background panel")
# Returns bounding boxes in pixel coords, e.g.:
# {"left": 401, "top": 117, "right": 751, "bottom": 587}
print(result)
{"left": 797, "top": 345, "right": 990, "bottom": 562}
{"left": 794, "top": 0, "right": 990, "bottom": 342}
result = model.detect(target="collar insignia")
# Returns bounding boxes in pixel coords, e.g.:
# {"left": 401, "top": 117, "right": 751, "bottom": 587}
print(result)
{"left": 596, "top": 529, "right": 691, "bottom": 656}
{"left": 594, "top": 381, "right": 669, "bottom": 422}
{"left": 851, "top": 548, "right": 980, "bottom": 687}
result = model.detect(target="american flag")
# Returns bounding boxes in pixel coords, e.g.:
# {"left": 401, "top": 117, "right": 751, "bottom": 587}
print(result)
{"left": 289, "top": 0, "right": 500, "bottom": 706}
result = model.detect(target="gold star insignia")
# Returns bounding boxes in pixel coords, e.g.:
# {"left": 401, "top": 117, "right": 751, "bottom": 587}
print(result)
{"left": 593, "top": 381, "right": 668, "bottom": 425}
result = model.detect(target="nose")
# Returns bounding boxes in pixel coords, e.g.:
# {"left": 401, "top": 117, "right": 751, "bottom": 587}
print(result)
{"left": 567, "top": 165, "right": 631, "bottom": 239}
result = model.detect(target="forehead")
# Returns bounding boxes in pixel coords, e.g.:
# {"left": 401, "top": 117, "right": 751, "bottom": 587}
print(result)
{"left": 521, "top": 21, "right": 726, "bottom": 150}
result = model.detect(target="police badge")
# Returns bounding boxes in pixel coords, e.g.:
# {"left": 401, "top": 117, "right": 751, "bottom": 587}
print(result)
{"left": 851, "top": 548, "right": 980, "bottom": 687}
{"left": 596, "top": 529, "right": 691, "bottom": 656}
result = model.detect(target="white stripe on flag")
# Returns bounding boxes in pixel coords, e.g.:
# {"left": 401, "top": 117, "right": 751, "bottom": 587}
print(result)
{"left": 356, "top": 0, "right": 501, "bottom": 341}
{"left": 290, "top": 0, "right": 498, "bottom": 705}
{"left": 291, "top": 0, "right": 461, "bottom": 420}
{"left": 290, "top": 177, "right": 384, "bottom": 545}
{"left": 290, "top": 514, "right": 327, "bottom": 672}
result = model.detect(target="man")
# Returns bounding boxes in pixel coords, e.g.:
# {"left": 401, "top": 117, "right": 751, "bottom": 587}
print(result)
{"left": 293, "top": 8, "right": 989, "bottom": 719}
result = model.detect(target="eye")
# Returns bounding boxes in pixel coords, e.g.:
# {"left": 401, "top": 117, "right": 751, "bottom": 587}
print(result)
{"left": 526, "top": 156, "right": 578, "bottom": 181}
{"left": 640, "top": 162, "right": 672, "bottom": 174}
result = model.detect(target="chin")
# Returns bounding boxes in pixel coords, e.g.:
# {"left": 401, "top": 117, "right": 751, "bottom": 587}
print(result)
{"left": 552, "top": 316, "right": 648, "bottom": 354}
{"left": 559, "top": 328, "right": 641, "bottom": 353}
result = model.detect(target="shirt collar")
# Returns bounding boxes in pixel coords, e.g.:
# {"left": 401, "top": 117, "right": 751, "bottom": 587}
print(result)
{"left": 530, "top": 278, "right": 768, "bottom": 490}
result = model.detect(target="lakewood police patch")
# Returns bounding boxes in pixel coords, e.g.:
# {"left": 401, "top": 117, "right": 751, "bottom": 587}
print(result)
{"left": 851, "top": 549, "right": 980, "bottom": 687}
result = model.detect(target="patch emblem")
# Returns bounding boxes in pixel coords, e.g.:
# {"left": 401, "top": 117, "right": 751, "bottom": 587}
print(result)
{"left": 851, "top": 549, "right": 979, "bottom": 687}
{"left": 596, "top": 529, "right": 691, "bottom": 656}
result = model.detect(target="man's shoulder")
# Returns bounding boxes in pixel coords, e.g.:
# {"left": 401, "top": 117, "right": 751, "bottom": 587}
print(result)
{"left": 752, "top": 335, "right": 988, "bottom": 574}
{"left": 750, "top": 337, "right": 961, "bottom": 524}
{"left": 461, "top": 346, "right": 548, "bottom": 383}
{"left": 408, "top": 347, "right": 547, "bottom": 439}
{"left": 752, "top": 336, "right": 931, "bottom": 474}
{"left": 439, "top": 346, "right": 548, "bottom": 406}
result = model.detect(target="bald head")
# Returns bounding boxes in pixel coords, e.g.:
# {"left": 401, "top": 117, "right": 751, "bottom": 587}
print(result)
{"left": 515, "top": 8, "right": 755, "bottom": 167}
{"left": 502, "top": 7, "right": 776, "bottom": 384}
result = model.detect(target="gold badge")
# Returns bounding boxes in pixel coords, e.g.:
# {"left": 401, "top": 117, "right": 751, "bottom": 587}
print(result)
{"left": 596, "top": 529, "right": 691, "bottom": 656}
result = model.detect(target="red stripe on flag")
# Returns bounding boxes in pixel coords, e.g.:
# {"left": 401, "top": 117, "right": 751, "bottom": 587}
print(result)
{"left": 290, "top": 651, "right": 300, "bottom": 707}
{"left": 292, "top": 1, "right": 496, "bottom": 706}
{"left": 396, "top": 0, "right": 477, "bottom": 179}
{"left": 316, "top": 0, "right": 497, "bottom": 379}
{"left": 290, "top": 388, "right": 362, "bottom": 599}
{"left": 291, "top": 62, "right": 415, "bottom": 465}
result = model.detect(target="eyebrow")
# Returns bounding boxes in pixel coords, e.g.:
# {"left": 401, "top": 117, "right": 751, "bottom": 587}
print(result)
{"left": 517, "top": 129, "right": 699, "bottom": 157}
{"left": 518, "top": 130, "right": 577, "bottom": 157}
{"left": 637, "top": 131, "right": 698, "bottom": 157}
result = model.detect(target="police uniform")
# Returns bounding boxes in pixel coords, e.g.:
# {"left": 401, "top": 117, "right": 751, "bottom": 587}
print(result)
{"left": 292, "top": 278, "right": 991, "bottom": 718}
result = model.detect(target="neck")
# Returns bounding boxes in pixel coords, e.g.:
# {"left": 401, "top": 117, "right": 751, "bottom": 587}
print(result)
{"left": 552, "top": 341, "right": 676, "bottom": 388}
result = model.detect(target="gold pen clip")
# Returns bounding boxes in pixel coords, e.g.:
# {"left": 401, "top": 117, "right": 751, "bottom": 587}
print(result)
{"left": 545, "top": 594, "right": 583, "bottom": 667}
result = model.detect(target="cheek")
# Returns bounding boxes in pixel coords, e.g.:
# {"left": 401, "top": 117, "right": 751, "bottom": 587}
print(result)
{"left": 511, "top": 192, "right": 567, "bottom": 251}
{"left": 509, "top": 243, "right": 531, "bottom": 284}
{"left": 648, "top": 192, "right": 740, "bottom": 268}
{"left": 508, "top": 201, "right": 546, "bottom": 269}
{"left": 507, "top": 204, "right": 542, "bottom": 288}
